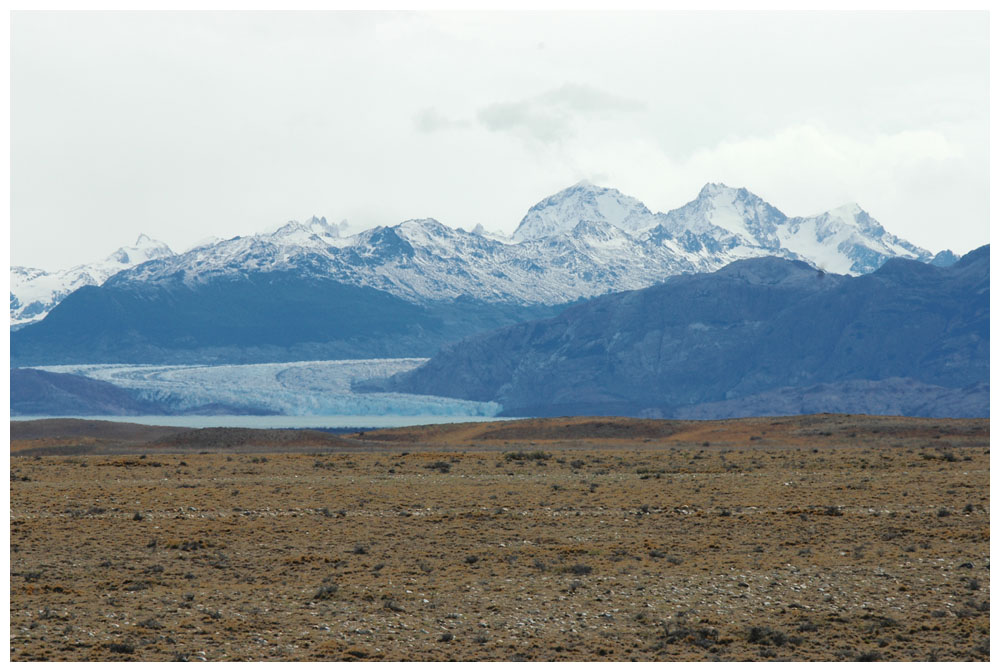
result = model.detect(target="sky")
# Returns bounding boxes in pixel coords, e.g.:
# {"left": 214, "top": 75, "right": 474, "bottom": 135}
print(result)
{"left": 10, "top": 10, "right": 990, "bottom": 271}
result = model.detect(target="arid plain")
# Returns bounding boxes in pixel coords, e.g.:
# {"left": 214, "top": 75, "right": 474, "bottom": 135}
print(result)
{"left": 9, "top": 415, "right": 990, "bottom": 661}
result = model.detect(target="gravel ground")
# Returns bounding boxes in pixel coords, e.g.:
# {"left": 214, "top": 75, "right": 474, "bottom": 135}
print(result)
{"left": 9, "top": 415, "right": 990, "bottom": 661}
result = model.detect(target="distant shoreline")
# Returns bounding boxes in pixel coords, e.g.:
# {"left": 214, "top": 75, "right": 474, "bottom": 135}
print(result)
{"left": 10, "top": 414, "right": 989, "bottom": 458}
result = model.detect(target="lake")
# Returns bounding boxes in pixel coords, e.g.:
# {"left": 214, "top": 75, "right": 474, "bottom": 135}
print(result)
{"left": 11, "top": 414, "right": 517, "bottom": 430}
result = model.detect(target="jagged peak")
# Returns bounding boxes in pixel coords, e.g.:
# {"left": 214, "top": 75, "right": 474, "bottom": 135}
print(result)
{"left": 697, "top": 182, "right": 733, "bottom": 198}
{"left": 695, "top": 182, "right": 772, "bottom": 205}
{"left": 104, "top": 235, "right": 173, "bottom": 266}
{"left": 128, "top": 233, "right": 172, "bottom": 252}
{"left": 825, "top": 202, "right": 864, "bottom": 219}
{"left": 267, "top": 215, "right": 341, "bottom": 241}
{"left": 809, "top": 203, "right": 886, "bottom": 238}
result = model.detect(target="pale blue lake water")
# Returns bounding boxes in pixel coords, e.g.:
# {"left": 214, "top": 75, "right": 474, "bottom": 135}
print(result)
{"left": 12, "top": 414, "right": 515, "bottom": 430}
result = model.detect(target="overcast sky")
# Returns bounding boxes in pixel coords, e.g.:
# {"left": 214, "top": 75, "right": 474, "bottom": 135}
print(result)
{"left": 11, "top": 10, "right": 989, "bottom": 271}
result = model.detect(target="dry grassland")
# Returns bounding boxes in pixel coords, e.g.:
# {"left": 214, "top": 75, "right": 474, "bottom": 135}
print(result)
{"left": 9, "top": 415, "right": 990, "bottom": 661}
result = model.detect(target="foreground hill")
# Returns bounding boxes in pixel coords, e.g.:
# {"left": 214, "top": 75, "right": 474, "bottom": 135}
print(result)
{"left": 10, "top": 418, "right": 366, "bottom": 456}
{"left": 9, "top": 413, "right": 988, "bottom": 455}
{"left": 383, "top": 246, "right": 988, "bottom": 418}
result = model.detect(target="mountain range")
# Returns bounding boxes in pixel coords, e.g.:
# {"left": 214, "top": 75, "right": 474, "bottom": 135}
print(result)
{"left": 10, "top": 179, "right": 988, "bottom": 420}
{"left": 11, "top": 182, "right": 957, "bottom": 331}
{"left": 11, "top": 234, "right": 174, "bottom": 329}
{"left": 378, "top": 246, "right": 988, "bottom": 418}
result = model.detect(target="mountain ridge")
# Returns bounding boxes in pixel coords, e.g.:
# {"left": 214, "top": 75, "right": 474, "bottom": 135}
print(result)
{"left": 11, "top": 234, "right": 174, "bottom": 328}
{"left": 11, "top": 182, "right": 958, "bottom": 328}
{"left": 380, "top": 246, "right": 988, "bottom": 419}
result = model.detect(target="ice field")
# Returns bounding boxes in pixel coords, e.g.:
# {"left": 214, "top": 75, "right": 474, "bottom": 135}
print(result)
{"left": 39, "top": 359, "right": 501, "bottom": 417}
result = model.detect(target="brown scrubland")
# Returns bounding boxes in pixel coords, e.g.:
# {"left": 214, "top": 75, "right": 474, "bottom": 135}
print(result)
{"left": 9, "top": 414, "right": 990, "bottom": 661}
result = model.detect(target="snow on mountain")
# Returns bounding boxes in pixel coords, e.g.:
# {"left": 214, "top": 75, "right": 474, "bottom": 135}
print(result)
{"left": 10, "top": 234, "right": 175, "bottom": 328}
{"left": 184, "top": 235, "right": 225, "bottom": 253}
{"left": 658, "top": 183, "right": 788, "bottom": 248}
{"left": 110, "top": 185, "right": 948, "bottom": 306}
{"left": 782, "top": 203, "right": 932, "bottom": 275}
{"left": 14, "top": 185, "right": 953, "bottom": 327}
{"left": 116, "top": 215, "right": 702, "bottom": 305}
{"left": 266, "top": 215, "right": 346, "bottom": 247}
{"left": 107, "top": 233, "right": 174, "bottom": 265}
{"left": 657, "top": 183, "right": 936, "bottom": 275}
{"left": 467, "top": 222, "right": 511, "bottom": 242}
{"left": 512, "top": 180, "right": 661, "bottom": 242}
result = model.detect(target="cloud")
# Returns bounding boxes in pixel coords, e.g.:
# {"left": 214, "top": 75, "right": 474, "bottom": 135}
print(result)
{"left": 477, "top": 83, "right": 642, "bottom": 146}
{"left": 538, "top": 83, "right": 643, "bottom": 116}
{"left": 10, "top": 13, "right": 986, "bottom": 269}
{"left": 552, "top": 122, "right": 981, "bottom": 254}
{"left": 680, "top": 124, "right": 966, "bottom": 215}
{"left": 477, "top": 101, "right": 567, "bottom": 144}
{"left": 413, "top": 107, "right": 469, "bottom": 134}
{"left": 678, "top": 124, "right": 980, "bottom": 252}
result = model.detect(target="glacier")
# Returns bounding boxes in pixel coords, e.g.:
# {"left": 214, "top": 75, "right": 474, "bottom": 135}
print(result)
{"left": 38, "top": 359, "right": 501, "bottom": 417}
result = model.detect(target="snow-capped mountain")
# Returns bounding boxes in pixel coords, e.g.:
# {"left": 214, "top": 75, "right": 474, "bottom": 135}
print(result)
{"left": 12, "top": 182, "right": 952, "bottom": 330}
{"left": 10, "top": 234, "right": 175, "bottom": 328}
{"left": 658, "top": 183, "right": 935, "bottom": 275}
{"left": 115, "top": 215, "right": 721, "bottom": 306}
{"left": 657, "top": 183, "right": 789, "bottom": 249}
{"left": 265, "top": 215, "right": 347, "bottom": 247}
{"left": 512, "top": 180, "right": 661, "bottom": 242}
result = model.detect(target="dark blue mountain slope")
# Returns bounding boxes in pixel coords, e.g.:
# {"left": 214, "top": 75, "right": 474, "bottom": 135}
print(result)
{"left": 11, "top": 272, "right": 562, "bottom": 365}
{"left": 383, "top": 246, "right": 989, "bottom": 418}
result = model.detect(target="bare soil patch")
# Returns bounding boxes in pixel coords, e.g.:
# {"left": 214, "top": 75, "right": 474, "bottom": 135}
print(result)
{"left": 10, "top": 421, "right": 366, "bottom": 456}
{"left": 11, "top": 418, "right": 181, "bottom": 442}
{"left": 9, "top": 415, "right": 989, "bottom": 661}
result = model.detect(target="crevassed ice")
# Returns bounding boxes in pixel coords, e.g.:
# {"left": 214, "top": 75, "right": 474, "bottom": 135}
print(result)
{"left": 38, "top": 359, "right": 501, "bottom": 417}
